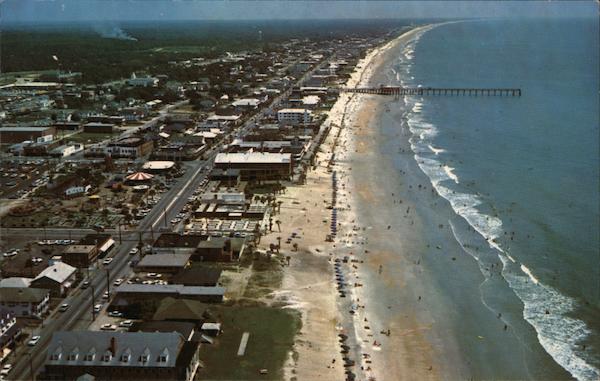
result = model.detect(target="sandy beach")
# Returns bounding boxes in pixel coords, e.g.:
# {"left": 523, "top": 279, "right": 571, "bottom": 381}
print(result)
{"left": 266, "top": 25, "right": 450, "bottom": 381}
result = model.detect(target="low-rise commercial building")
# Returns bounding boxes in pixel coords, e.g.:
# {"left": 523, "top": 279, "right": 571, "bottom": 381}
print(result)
{"left": 30, "top": 262, "right": 77, "bottom": 297}
{"left": 113, "top": 284, "right": 225, "bottom": 304}
{"left": 0, "top": 126, "right": 55, "bottom": 144}
{"left": 135, "top": 254, "right": 191, "bottom": 274}
{"left": 105, "top": 137, "right": 153, "bottom": 158}
{"left": 214, "top": 152, "right": 292, "bottom": 180}
{"left": 62, "top": 245, "right": 99, "bottom": 268}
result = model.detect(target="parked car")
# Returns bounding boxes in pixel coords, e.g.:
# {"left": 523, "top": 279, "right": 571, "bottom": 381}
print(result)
{"left": 81, "top": 280, "right": 90, "bottom": 289}
{"left": 100, "top": 324, "right": 117, "bottom": 331}
{"left": 113, "top": 278, "right": 124, "bottom": 286}
{"left": 102, "top": 258, "right": 113, "bottom": 265}
{"left": 119, "top": 320, "right": 134, "bottom": 328}
{"left": 102, "top": 291, "right": 110, "bottom": 300}
{"left": 2, "top": 251, "right": 17, "bottom": 258}
{"left": 129, "top": 248, "right": 139, "bottom": 255}
{"left": 0, "top": 364, "right": 13, "bottom": 376}
{"left": 27, "top": 335, "right": 41, "bottom": 346}
{"left": 108, "top": 311, "right": 123, "bottom": 318}
{"left": 59, "top": 303, "right": 69, "bottom": 312}
{"left": 94, "top": 304, "right": 103, "bottom": 313}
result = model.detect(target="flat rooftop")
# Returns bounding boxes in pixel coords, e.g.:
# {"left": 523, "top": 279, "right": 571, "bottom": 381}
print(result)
{"left": 215, "top": 152, "right": 291, "bottom": 165}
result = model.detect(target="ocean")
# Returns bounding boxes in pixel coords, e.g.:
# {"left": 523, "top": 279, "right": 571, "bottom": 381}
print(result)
{"left": 384, "top": 18, "right": 599, "bottom": 380}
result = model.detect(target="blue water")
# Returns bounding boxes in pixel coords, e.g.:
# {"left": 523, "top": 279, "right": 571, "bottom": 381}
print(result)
{"left": 393, "top": 18, "right": 599, "bottom": 379}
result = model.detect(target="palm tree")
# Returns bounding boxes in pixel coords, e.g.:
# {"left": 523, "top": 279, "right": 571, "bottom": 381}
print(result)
{"left": 277, "top": 201, "right": 283, "bottom": 213}
{"left": 276, "top": 236, "right": 281, "bottom": 253}
{"left": 275, "top": 220, "right": 281, "bottom": 232}
{"left": 292, "top": 242, "right": 298, "bottom": 252}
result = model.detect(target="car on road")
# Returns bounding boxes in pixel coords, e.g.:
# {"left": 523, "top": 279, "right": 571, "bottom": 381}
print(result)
{"left": 129, "top": 248, "right": 138, "bottom": 255}
{"left": 81, "top": 280, "right": 90, "bottom": 289}
{"left": 102, "top": 291, "right": 110, "bottom": 300}
{"left": 27, "top": 335, "right": 41, "bottom": 346}
{"left": 2, "top": 251, "right": 17, "bottom": 258}
{"left": 146, "top": 273, "right": 162, "bottom": 278}
{"left": 59, "top": 303, "right": 69, "bottom": 312}
{"left": 0, "top": 364, "right": 13, "bottom": 377}
{"left": 113, "top": 278, "right": 124, "bottom": 286}
{"left": 108, "top": 311, "right": 123, "bottom": 318}
{"left": 94, "top": 304, "right": 103, "bottom": 313}
{"left": 100, "top": 324, "right": 117, "bottom": 331}
{"left": 102, "top": 258, "right": 113, "bottom": 265}
{"left": 119, "top": 320, "right": 134, "bottom": 328}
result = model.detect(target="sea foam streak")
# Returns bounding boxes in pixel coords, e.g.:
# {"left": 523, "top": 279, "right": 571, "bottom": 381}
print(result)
{"left": 398, "top": 23, "right": 600, "bottom": 381}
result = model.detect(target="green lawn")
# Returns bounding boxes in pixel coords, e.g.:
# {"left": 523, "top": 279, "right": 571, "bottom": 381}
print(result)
{"left": 66, "top": 132, "right": 117, "bottom": 144}
{"left": 197, "top": 305, "right": 300, "bottom": 380}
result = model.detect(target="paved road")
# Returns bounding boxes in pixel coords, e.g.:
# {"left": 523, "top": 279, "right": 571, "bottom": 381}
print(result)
{"left": 7, "top": 55, "right": 332, "bottom": 380}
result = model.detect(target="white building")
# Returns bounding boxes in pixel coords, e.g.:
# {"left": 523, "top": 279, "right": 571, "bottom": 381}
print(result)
{"left": 65, "top": 185, "right": 91, "bottom": 198}
{"left": 231, "top": 98, "right": 261, "bottom": 108}
{"left": 277, "top": 108, "right": 312, "bottom": 124}
{"left": 50, "top": 144, "right": 84, "bottom": 157}
{"left": 127, "top": 73, "right": 159, "bottom": 87}
{"left": 0, "top": 287, "right": 50, "bottom": 319}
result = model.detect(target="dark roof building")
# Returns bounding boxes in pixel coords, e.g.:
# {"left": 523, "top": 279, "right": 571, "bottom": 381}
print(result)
{"left": 152, "top": 297, "right": 210, "bottom": 324}
{"left": 170, "top": 268, "right": 222, "bottom": 287}
{"left": 41, "top": 331, "right": 201, "bottom": 381}
{"left": 133, "top": 321, "right": 196, "bottom": 341}
{"left": 135, "top": 254, "right": 191, "bottom": 274}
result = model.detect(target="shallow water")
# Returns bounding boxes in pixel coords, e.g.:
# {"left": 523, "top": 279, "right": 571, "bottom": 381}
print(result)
{"left": 344, "top": 17, "right": 599, "bottom": 380}
{"left": 389, "top": 18, "right": 599, "bottom": 380}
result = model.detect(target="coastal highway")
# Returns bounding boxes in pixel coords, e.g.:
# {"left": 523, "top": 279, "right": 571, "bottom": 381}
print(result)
{"left": 6, "top": 55, "right": 331, "bottom": 380}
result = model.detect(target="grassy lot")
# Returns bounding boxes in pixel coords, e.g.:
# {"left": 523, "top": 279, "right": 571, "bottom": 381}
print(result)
{"left": 197, "top": 305, "right": 301, "bottom": 380}
{"left": 242, "top": 253, "right": 285, "bottom": 300}
{"left": 66, "top": 132, "right": 117, "bottom": 144}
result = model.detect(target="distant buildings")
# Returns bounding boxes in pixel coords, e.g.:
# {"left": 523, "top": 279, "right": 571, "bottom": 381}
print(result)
{"left": 127, "top": 73, "right": 159, "bottom": 87}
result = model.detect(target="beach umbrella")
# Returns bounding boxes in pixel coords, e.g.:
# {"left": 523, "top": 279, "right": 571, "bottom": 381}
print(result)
{"left": 125, "top": 172, "right": 154, "bottom": 181}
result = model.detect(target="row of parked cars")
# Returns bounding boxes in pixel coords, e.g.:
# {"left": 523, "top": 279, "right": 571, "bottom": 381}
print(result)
{"left": 37, "top": 239, "right": 76, "bottom": 246}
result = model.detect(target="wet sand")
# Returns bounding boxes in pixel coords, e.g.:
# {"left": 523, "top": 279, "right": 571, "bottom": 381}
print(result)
{"left": 329, "top": 23, "right": 570, "bottom": 381}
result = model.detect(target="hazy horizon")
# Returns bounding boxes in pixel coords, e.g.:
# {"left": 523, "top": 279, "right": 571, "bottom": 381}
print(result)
{"left": 2, "top": 0, "right": 597, "bottom": 24}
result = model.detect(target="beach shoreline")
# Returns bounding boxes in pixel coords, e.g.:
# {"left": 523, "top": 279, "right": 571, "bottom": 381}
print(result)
{"left": 271, "top": 24, "right": 447, "bottom": 381}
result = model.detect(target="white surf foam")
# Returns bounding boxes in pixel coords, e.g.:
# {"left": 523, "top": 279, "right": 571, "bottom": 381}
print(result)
{"left": 397, "top": 26, "right": 599, "bottom": 378}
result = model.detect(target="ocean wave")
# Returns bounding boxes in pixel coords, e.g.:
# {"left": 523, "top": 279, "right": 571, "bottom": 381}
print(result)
{"left": 411, "top": 121, "right": 599, "bottom": 380}
{"left": 397, "top": 24, "right": 599, "bottom": 379}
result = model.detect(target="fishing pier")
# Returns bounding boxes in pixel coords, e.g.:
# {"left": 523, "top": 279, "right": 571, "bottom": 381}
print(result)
{"left": 340, "top": 86, "right": 522, "bottom": 97}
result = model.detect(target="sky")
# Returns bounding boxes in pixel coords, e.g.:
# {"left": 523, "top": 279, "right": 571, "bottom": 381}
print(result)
{"left": 2, "top": 0, "right": 597, "bottom": 23}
